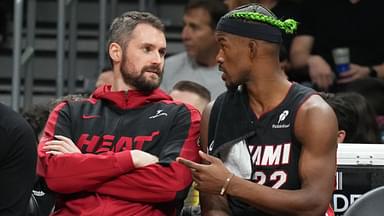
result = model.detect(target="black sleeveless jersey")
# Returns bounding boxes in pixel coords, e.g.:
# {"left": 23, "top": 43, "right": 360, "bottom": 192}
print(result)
{"left": 208, "top": 83, "right": 315, "bottom": 216}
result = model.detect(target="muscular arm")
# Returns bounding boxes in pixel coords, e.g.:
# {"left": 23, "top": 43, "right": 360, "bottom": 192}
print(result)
{"left": 224, "top": 95, "right": 338, "bottom": 215}
{"left": 199, "top": 102, "right": 231, "bottom": 216}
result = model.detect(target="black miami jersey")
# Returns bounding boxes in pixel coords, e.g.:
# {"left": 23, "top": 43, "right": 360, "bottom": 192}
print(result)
{"left": 208, "top": 83, "right": 315, "bottom": 216}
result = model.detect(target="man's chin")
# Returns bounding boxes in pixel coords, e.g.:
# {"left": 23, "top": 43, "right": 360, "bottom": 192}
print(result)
{"left": 185, "top": 50, "right": 196, "bottom": 58}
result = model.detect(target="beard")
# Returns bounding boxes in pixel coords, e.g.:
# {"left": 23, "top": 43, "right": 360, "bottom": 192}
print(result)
{"left": 224, "top": 72, "right": 250, "bottom": 92}
{"left": 120, "top": 56, "right": 163, "bottom": 92}
{"left": 219, "top": 64, "right": 245, "bottom": 92}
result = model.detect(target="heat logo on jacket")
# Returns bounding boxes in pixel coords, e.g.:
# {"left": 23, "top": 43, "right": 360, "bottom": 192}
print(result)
{"left": 77, "top": 131, "right": 160, "bottom": 154}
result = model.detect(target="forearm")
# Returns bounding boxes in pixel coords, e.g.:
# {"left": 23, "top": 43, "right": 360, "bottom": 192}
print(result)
{"left": 37, "top": 150, "right": 134, "bottom": 193}
{"left": 90, "top": 106, "right": 200, "bottom": 202}
{"left": 291, "top": 53, "right": 312, "bottom": 70}
{"left": 200, "top": 192, "right": 231, "bottom": 216}
{"left": 290, "top": 35, "right": 314, "bottom": 70}
{"left": 94, "top": 162, "right": 193, "bottom": 203}
{"left": 372, "top": 64, "right": 384, "bottom": 79}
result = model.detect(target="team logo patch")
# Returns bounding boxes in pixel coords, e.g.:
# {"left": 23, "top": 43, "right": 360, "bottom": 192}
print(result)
{"left": 149, "top": 109, "right": 168, "bottom": 119}
{"left": 272, "top": 110, "right": 290, "bottom": 129}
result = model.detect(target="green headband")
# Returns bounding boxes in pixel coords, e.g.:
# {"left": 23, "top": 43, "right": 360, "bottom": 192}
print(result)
{"left": 229, "top": 11, "right": 298, "bottom": 34}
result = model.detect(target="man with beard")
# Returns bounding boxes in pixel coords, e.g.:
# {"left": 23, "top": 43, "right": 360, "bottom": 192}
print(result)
{"left": 177, "top": 4, "right": 338, "bottom": 216}
{"left": 37, "top": 11, "right": 201, "bottom": 216}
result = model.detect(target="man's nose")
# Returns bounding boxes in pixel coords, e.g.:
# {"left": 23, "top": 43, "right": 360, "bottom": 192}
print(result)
{"left": 181, "top": 26, "right": 191, "bottom": 41}
{"left": 151, "top": 51, "right": 162, "bottom": 65}
{"left": 216, "top": 51, "right": 224, "bottom": 64}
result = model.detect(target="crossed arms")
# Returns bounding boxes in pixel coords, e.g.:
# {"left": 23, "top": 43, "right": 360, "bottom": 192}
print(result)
{"left": 37, "top": 102, "right": 201, "bottom": 203}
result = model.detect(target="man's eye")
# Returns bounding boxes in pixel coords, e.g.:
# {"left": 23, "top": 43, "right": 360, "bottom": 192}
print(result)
{"left": 159, "top": 49, "right": 166, "bottom": 57}
{"left": 143, "top": 47, "right": 151, "bottom": 52}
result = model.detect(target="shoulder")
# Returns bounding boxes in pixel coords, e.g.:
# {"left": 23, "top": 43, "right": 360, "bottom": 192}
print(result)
{"left": 0, "top": 104, "right": 35, "bottom": 148}
{"left": 298, "top": 94, "right": 334, "bottom": 118}
{"left": 294, "top": 94, "right": 338, "bottom": 142}
{"left": 161, "top": 99, "right": 201, "bottom": 118}
{"left": 162, "top": 52, "right": 190, "bottom": 86}
{"left": 0, "top": 103, "right": 32, "bottom": 132}
{"left": 165, "top": 52, "right": 189, "bottom": 66}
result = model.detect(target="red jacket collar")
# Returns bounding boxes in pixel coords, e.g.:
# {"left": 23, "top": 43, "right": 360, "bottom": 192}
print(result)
{"left": 92, "top": 85, "right": 172, "bottom": 109}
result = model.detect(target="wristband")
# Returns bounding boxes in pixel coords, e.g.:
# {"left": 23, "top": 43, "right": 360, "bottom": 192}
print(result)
{"left": 220, "top": 173, "right": 234, "bottom": 196}
{"left": 369, "top": 66, "right": 378, "bottom": 77}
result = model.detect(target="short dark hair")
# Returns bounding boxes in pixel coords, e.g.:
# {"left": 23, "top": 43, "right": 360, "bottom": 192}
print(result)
{"left": 107, "top": 11, "right": 164, "bottom": 64}
{"left": 320, "top": 92, "right": 380, "bottom": 143}
{"left": 172, "top": 80, "right": 211, "bottom": 102}
{"left": 340, "top": 78, "right": 384, "bottom": 116}
{"left": 22, "top": 105, "right": 50, "bottom": 140}
{"left": 185, "top": 0, "right": 228, "bottom": 29}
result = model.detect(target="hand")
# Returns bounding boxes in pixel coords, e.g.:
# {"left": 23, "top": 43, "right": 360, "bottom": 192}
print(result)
{"left": 337, "top": 63, "right": 370, "bottom": 84}
{"left": 177, "top": 151, "right": 232, "bottom": 195}
{"left": 307, "top": 55, "right": 335, "bottom": 90}
{"left": 130, "top": 150, "right": 159, "bottom": 168}
{"left": 43, "top": 135, "right": 81, "bottom": 155}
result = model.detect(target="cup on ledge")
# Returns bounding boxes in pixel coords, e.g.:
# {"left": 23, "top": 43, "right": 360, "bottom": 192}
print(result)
{"left": 332, "top": 47, "right": 350, "bottom": 75}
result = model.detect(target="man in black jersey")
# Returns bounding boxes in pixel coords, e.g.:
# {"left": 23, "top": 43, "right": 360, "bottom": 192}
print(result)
{"left": 178, "top": 4, "right": 338, "bottom": 216}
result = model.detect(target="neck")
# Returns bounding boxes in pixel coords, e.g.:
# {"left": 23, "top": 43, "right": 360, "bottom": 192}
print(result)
{"left": 111, "top": 69, "right": 135, "bottom": 92}
{"left": 246, "top": 61, "right": 291, "bottom": 118}
{"left": 195, "top": 46, "right": 219, "bottom": 67}
{"left": 195, "top": 55, "right": 217, "bottom": 67}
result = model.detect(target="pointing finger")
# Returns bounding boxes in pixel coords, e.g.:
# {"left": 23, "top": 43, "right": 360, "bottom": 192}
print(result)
{"left": 177, "top": 157, "right": 203, "bottom": 171}
{"left": 198, "top": 151, "right": 220, "bottom": 164}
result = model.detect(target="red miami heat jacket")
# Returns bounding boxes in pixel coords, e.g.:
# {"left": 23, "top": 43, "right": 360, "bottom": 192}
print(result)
{"left": 37, "top": 85, "right": 201, "bottom": 216}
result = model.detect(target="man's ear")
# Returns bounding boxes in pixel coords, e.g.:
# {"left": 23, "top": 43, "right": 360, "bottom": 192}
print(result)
{"left": 337, "top": 130, "right": 346, "bottom": 143}
{"left": 248, "top": 40, "right": 258, "bottom": 59}
{"left": 109, "top": 42, "right": 122, "bottom": 62}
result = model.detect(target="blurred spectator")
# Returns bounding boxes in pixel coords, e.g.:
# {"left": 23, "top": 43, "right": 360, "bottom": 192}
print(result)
{"left": 320, "top": 92, "right": 381, "bottom": 144}
{"left": 95, "top": 66, "right": 114, "bottom": 88}
{"left": 161, "top": 0, "right": 228, "bottom": 99}
{"left": 23, "top": 105, "right": 50, "bottom": 140}
{"left": 170, "top": 80, "right": 211, "bottom": 113}
{"left": 0, "top": 103, "right": 37, "bottom": 216}
{"left": 290, "top": 0, "right": 384, "bottom": 90}
{"left": 338, "top": 77, "right": 384, "bottom": 143}
{"left": 22, "top": 104, "right": 56, "bottom": 216}
{"left": 339, "top": 77, "right": 384, "bottom": 116}
{"left": 169, "top": 80, "right": 210, "bottom": 215}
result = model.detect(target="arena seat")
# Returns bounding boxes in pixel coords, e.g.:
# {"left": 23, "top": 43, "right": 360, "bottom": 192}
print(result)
{"left": 343, "top": 186, "right": 384, "bottom": 216}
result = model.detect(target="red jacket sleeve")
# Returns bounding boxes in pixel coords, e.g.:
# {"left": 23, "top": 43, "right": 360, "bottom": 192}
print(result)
{"left": 37, "top": 102, "right": 135, "bottom": 193}
{"left": 94, "top": 106, "right": 201, "bottom": 203}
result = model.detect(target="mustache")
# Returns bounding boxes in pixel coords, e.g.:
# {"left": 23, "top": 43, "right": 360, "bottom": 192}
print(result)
{"left": 218, "top": 63, "right": 224, "bottom": 72}
{"left": 142, "top": 65, "right": 162, "bottom": 74}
